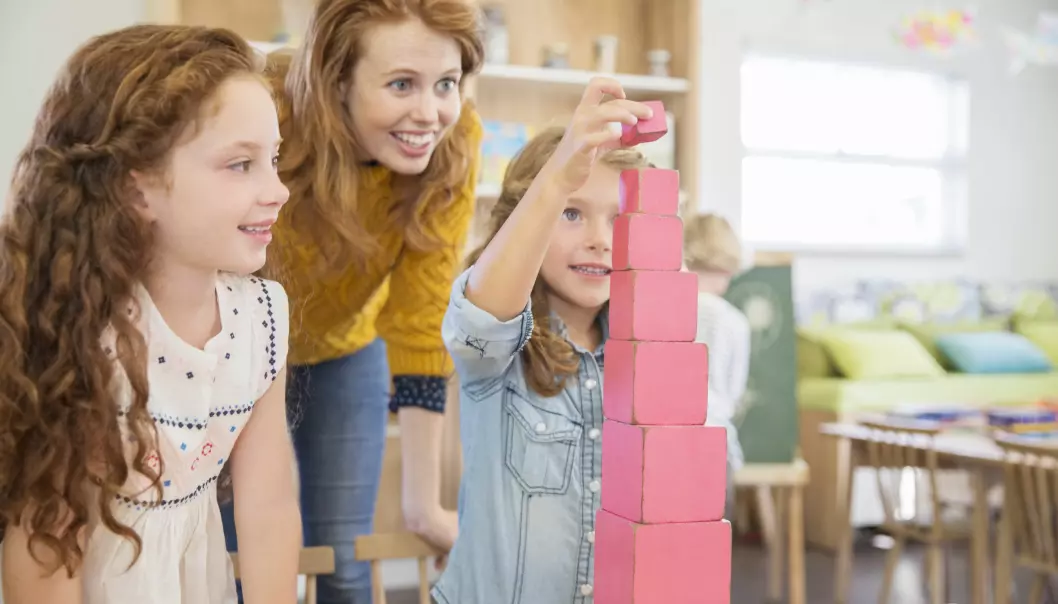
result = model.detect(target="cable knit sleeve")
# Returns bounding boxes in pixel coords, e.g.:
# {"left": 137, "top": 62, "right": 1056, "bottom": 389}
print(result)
{"left": 377, "top": 104, "right": 483, "bottom": 413}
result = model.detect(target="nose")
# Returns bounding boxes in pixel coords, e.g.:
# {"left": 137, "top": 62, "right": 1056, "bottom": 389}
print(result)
{"left": 264, "top": 170, "right": 290, "bottom": 207}
{"left": 587, "top": 217, "right": 612, "bottom": 252}
{"left": 410, "top": 91, "right": 440, "bottom": 124}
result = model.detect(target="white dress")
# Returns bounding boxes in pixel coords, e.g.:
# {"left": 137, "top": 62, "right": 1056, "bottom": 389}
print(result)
{"left": 694, "top": 292, "right": 751, "bottom": 469}
{"left": 81, "top": 273, "right": 289, "bottom": 604}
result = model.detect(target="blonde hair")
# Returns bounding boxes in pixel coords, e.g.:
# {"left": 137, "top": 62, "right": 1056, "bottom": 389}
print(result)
{"left": 466, "top": 127, "right": 652, "bottom": 397}
{"left": 683, "top": 213, "right": 742, "bottom": 274}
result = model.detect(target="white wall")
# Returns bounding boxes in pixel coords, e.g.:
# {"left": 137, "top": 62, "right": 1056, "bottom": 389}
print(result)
{"left": 0, "top": 0, "right": 145, "bottom": 194}
{"left": 696, "top": 0, "right": 1058, "bottom": 295}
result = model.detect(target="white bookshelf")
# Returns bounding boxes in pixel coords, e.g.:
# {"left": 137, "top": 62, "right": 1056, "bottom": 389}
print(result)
{"left": 477, "top": 63, "right": 690, "bottom": 95}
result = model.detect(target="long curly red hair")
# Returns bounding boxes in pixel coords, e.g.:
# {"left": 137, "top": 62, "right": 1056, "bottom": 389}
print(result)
{"left": 0, "top": 24, "right": 262, "bottom": 576}
{"left": 269, "top": 0, "right": 484, "bottom": 275}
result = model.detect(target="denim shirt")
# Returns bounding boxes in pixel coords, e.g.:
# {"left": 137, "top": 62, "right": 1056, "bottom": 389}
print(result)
{"left": 433, "top": 268, "right": 607, "bottom": 604}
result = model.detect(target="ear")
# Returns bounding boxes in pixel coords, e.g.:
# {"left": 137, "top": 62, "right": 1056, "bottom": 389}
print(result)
{"left": 127, "top": 170, "right": 159, "bottom": 222}
{"left": 339, "top": 78, "right": 352, "bottom": 108}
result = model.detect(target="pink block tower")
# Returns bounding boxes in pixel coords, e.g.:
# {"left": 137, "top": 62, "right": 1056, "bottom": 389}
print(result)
{"left": 594, "top": 101, "right": 732, "bottom": 603}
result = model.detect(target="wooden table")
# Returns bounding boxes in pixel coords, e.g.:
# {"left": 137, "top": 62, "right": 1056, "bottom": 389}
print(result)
{"left": 820, "top": 422, "right": 1002, "bottom": 604}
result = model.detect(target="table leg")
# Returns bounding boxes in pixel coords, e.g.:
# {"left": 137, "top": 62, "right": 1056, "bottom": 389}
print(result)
{"left": 755, "top": 485, "right": 782, "bottom": 601}
{"left": 788, "top": 484, "right": 806, "bottom": 604}
{"left": 970, "top": 471, "right": 990, "bottom": 604}
{"left": 994, "top": 503, "right": 1013, "bottom": 604}
{"left": 834, "top": 438, "right": 856, "bottom": 604}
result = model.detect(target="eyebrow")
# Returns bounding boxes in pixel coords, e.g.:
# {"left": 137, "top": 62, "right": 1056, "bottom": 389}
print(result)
{"left": 383, "top": 67, "right": 463, "bottom": 78}
{"left": 221, "top": 139, "right": 283, "bottom": 153}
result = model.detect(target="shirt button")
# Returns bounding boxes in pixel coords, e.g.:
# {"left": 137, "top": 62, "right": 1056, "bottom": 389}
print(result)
{"left": 535, "top": 422, "right": 547, "bottom": 434}
{"left": 589, "top": 479, "right": 600, "bottom": 492}
{"left": 587, "top": 530, "right": 595, "bottom": 543}
{"left": 588, "top": 428, "right": 600, "bottom": 440}
{"left": 580, "top": 584, "right": 594, "bottom": 596}
{"left": 584, "top": 378, "right": 598, "bottom": 390}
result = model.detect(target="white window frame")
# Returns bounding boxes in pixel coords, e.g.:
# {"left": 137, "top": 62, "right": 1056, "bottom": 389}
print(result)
{"left": 739, "top": 51, "right": 970, "bottom": 255}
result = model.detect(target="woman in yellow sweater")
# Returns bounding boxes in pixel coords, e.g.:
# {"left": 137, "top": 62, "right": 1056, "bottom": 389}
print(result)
{"left": 220, "top": 1, "right": 483, "bottom": 602}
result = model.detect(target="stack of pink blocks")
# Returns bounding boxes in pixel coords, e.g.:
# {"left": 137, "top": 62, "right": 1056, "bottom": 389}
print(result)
{"left": 594, "top": 101, "right": 732, "bottom": 603}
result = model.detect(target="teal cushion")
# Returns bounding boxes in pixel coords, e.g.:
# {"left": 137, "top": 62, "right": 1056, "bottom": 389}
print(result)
{"left": 935, "top": 332, "right": 1053, "bottom": 374}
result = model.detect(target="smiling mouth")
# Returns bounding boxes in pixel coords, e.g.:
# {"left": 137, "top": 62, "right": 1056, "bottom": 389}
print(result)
{"left": 238, "top": 225, "right": 271, "bottom": 234}
{"left": 392, "top": 132, "right": 434, "bottom": 149}
{"left": 570, "top": 265, "right": 612, "bottom": 276}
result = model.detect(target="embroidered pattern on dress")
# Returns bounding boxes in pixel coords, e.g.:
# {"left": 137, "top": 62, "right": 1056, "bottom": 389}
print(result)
{"left": 115, "top": 474, "right": 220, "bottom": 511}
{"left": 117, "top": 402, "right": 255, "bottom": 431}
{"left": 253, "top": 278, "right": 279, "bottom": 384}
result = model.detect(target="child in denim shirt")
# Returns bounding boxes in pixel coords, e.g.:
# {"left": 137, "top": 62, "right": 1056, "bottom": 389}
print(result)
{"left": 432, "top": 79, "right": 655, "bottom": 603}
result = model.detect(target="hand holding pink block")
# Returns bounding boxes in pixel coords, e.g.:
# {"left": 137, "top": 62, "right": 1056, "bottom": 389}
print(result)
{"left": 620, "top": 100, "right": 667, "bottom": 146}
{"left": 594, "top": 510, "right": 732, "bottom": 604}
{"left": 601, "top": 420, "right": 727, "bottom": 523}
{"left": 603, "top": 340, "right": 708, "bottom": 425}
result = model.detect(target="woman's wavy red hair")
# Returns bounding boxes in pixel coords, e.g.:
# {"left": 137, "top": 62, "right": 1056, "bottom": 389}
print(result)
{"left": 0, "top": 23, "right": 262, "bottom": 576}
{"left": 270, "top": 0, "right": 484, "bottom": 274}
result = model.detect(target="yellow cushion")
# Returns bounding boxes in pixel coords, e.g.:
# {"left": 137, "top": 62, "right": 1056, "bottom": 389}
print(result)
{"left": 1014, "top": 320, "right": 1058, "bottom": 366}
{"left": 819, "top": 330, "right": 946, "bottom": 380}
{"left": 797, "top": 320, "right": 897, "bottom": 378}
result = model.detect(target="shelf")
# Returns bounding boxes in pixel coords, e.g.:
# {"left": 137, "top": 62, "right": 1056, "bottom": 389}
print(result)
{"left": 477, "top": 182, "right": 502, "bottom": 199}
{"left": 477, "top": 63, "right": 690, "bottom": 94}
{"left": 243, "top": 44, "right": 690, "bottom": 95}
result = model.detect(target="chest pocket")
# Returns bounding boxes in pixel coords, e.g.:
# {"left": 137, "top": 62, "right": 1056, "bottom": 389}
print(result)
{"left": 503, "top": 385, "right": 582, "bottom": 495}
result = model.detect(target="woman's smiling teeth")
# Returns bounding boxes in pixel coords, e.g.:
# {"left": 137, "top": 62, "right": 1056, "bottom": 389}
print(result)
{"left": 393, "top": 132, "right": 433, "bottom": 148}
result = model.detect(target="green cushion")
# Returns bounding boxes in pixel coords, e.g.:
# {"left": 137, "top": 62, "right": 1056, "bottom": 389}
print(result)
{"left": 797, "top": 320, "right": 897, "bottom": 378}
{"left": 819, "top": 330, "right": 946, "bottom": 380}
{"left": 899, "top": 319, "right": 1010, "bottom": 368}
{"left": 1015, "top": 320, "right": 1058, "bottom": 366}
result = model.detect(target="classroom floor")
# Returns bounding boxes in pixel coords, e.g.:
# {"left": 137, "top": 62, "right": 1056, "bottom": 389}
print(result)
{"left": 386, "top": 530, "right": 1046, "bottom": 603}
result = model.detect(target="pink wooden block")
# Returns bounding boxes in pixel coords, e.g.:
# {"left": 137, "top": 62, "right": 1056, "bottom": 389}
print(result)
{"left": 612, "top": 214, "right": 683, "bottom": 271}
{"left": 621, "top": 100, "right": 667, "bottom": 146}
{"left": 594, "top": 510, "right": 732, "bottom": 604}
{"left": 601, "top": 420, "right": 727, "bottom": 523}
{"left": 609, "top": 270, "right": 698, "bottom": 342}
{"left": 603, "top": 340, "right": 708, "bottom": 425}
{"left": 619, "top": 169, "right": 680, "bottom": 215}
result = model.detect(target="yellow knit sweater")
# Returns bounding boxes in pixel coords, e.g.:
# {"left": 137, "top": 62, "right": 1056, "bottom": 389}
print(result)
{"left": 274, "top": 107, "right": 482, "bottom": 378}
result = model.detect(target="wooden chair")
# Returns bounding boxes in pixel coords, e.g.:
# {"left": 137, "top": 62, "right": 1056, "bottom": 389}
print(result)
{"left": 230, "top": 546, "right": 335, "bottom": 604}
{"left": 859, "top": 420, "right": 978, "bottom": 604}
{"left": 355, "top": 532, "right": 442, "bottom": 604}
{"left": 993, "top": 435, "right": 1058, "bottom": 604}
{"left": 733, "top": 458, "right": 809, "bottom": 604}
{"left": 354, "top": 377, "right": 463, "bottom": 603}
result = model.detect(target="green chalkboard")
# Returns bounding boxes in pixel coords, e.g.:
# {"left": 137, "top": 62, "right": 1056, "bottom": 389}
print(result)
{"left": 723, "top": 265, "right": 798, "bottom": 463}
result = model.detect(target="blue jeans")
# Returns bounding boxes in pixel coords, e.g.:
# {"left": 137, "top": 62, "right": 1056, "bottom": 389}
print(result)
{"left": 221, "top": 339, "right": 391, "bottom": 604}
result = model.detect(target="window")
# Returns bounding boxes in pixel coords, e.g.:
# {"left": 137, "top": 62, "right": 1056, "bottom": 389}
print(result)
{"left": 739, "top": 54, "right": 969, "bottom": 253}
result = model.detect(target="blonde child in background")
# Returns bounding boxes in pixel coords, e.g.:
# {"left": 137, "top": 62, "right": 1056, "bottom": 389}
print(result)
{"left": 432, "top": 78, "right": 655, "bottom": 603}
{"left": 683, "top": 213, "right": 752, "bottom": 515}
{"left": 0, "top": 24, "right": 300, "bottom": 604}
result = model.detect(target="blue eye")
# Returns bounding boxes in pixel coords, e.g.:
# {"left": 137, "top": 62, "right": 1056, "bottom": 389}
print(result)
{"left": 388, "top": 79, "right": 412, "bottom": 92}
{"left": 562, "top": 208, "right": 580, "bottom": 221}
{"left": 272, "top": 154, "right": 280, "bottom": 170}
{"left": 436, "top": 78, "right": 458, "bottom": 93}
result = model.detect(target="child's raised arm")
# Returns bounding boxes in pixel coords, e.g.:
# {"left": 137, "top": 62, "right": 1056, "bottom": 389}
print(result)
{"left": 464, "top": 77, "right": 654, "bottom": 320}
